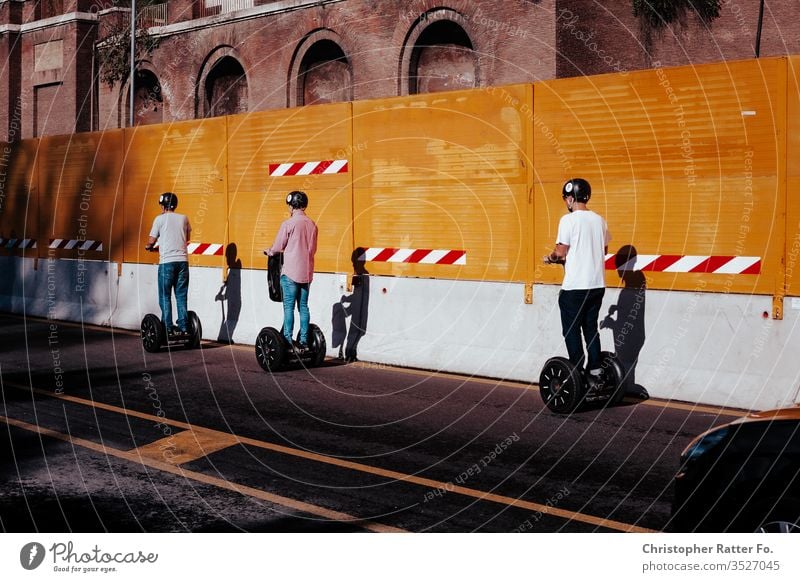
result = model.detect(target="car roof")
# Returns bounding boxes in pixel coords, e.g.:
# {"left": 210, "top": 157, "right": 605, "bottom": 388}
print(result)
{"left": 735, "top": 405, "right": 800, "bottom": 424}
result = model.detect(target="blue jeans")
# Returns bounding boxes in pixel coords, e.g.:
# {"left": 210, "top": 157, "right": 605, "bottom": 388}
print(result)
{"left": 280, "top": 274, "right": 310, "bottom": 344}
{"left": 158, "top": 261, "right": 189, "bottom": 332}
{"left": 558, "top": 288, "right": 605, "bottom": 370}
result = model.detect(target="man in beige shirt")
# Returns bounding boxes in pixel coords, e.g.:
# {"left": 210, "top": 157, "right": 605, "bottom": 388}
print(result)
{"left": 145, "top": 192, "right": 191, "bottom": 336}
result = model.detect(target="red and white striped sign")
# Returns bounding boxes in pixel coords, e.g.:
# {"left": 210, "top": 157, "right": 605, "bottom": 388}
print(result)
{"left": 605, "top": 254, "right": 761, "bottom": 275}
{"left": 154, "top": 242, "right": 223, "bottom": 256}
{"left": 268, "top": 159, "right": 348, "bottom": 177}
{"left": 49, "top": 238, "right": 103, "bottom": 252}
{"left": 187, "top": 242, "right": 224, "bottom": 256}
{"left": 1, "top": 238, "right": 37, "bottom": 249}
{"left": 358, "top": 247, "right": 467, "bottom": 265}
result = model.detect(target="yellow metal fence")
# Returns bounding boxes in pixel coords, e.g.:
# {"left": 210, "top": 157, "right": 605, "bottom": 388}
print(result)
{"left": 0, "top": 56, "right": 796, "bottom": 311}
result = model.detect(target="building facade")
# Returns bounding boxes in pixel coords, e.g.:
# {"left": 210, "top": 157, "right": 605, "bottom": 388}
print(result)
{"left": 0, "top": 0, "right": 798, "bottom": 141}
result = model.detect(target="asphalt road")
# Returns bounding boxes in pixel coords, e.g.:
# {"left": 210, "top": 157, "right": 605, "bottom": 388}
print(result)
{"left": 0, "top": 312, "right": 745, "bottom": 532}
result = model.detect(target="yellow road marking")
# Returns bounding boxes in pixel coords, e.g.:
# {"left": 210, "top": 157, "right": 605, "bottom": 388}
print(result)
{"left": 130, "top": 429, "right": 239, "bottom": 466}
{"left": 347, "top": 361, "right": 536, "bottom": 390}
{"left": 6, "top": 381, "right": 655, "bottom": 532}
{"left": 0, "top": 413, "right": 404, "bottom": 533}
{"left": 638, "top": 399, "right": 748, "bottom": 417}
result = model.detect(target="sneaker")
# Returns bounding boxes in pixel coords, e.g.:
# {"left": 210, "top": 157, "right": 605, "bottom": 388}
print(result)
{"left": 588, "top": 368, "right": 603, "bottom": 377}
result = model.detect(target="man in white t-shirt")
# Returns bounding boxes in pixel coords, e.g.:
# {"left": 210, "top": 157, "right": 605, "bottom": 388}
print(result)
{"left": 544, "top": 178, "right": 611, "bottom": 376}
{"left": 145, "top": 192, "right": 192, "bottom": 336}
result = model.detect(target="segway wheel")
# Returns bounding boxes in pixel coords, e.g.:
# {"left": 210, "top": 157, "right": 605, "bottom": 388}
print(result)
{"left": 308, "top": 324, "right": 327, "bottom": 367}
{"left": 256, "top": 327, "right": 286, "bottom": 372}
{"left": 188, "top": 311, "right": 202, "bottom": 349}
{"left": 600, "top": 351, "right": 626, "bottom": 405}
{"left": 141, "top": 314, "right": 163, "bottom": 353}
{"left": 539, "top": 356, "right": 585, "bottom": 414}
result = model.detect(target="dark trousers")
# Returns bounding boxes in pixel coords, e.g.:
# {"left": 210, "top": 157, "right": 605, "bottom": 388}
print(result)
{"left": 558, "top": 288, "right": 605, "bottom": 370}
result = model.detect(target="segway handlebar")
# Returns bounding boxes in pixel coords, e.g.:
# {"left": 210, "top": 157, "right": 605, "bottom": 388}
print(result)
{"left": 543, "top": 254, "right": 565, "bottom": 265}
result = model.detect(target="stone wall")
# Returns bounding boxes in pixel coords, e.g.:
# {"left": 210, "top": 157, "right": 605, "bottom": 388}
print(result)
{"left": 2, "top": 0, "right": 800, "bottom": 139}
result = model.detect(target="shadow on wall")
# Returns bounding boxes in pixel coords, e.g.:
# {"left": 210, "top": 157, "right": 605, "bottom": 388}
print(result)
{"left": 0, "top": 257, "right": 20, "bottom": 318}
{"left": 331, "top": 247, "right": 370, "bottom": 363}
{"left": 215, "top": 243, "right": 242, "bottom": 343}
{"left": 601, "top": 244, "right": 648, "bottom": 398}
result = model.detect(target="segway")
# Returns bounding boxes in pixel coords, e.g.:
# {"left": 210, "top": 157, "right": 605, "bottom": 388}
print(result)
{"left": 255, "top": 253, "right": 327, "bottom": 372}
{"left": 539, "top": 351, "right": 626, "bottom": 413}
{"left": 141, "top": 238, "right": 202, "bottom": 353}
{"left": 141, "top": 311, "right": 202, "bottom": 353}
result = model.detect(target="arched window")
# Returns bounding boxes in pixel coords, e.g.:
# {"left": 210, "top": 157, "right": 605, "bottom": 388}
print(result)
{"left": 409, "top": 20, "right": 475, "bottom": 94}
{"left": 298, "top": 40, "right": 351, "bottom": 106}
{"left": 37, "top": 0, "right": 64, "bottom": 20}
{"left": 126, "top": 69, "right": 162, "bottom": 127}
{"left": 205, "top": 56, "right": 248, "bottom": 117}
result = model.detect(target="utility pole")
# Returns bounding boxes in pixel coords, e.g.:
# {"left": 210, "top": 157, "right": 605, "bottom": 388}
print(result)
{"left": 129, "top": 0, "right": 136, "bottom": 126}
{"left": 755, "top": 0, "right": 765, "bottom": 57}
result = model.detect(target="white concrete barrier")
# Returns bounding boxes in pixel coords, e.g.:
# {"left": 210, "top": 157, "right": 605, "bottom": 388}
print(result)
{"left": 2, "top": 255, "right": 798, "bottom": 411}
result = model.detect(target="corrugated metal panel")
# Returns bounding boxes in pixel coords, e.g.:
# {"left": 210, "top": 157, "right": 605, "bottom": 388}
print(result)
{"left": 353, "top": 85, "right": 533, "bottom": 281}
{"left": 1, "top": 56, "right": 795, "bottom": 303}
{"left": 786, "top": 56, "right": 800, "bottom": 298}
{"left": 534, "top": 58, "right": 786, "bottom": 295}
{"left": 0, "top": 139, "right": 38, "bottom": 257}
{"left": 37, "top": 131, "right": 124, "bottom": 262}
{"left": 226, "top": 103, "right": 352, "bottom": 272}
{"left": 122, "top": 118, "right": 227, "bottom": 268}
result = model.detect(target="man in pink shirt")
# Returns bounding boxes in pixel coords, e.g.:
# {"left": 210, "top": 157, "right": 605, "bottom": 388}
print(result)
{"left": 264, "top": 191, "right": 318, "bottom": 350}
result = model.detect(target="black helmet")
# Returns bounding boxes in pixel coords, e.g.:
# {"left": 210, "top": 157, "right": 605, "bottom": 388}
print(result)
{"left": 562, "top": 178, "right": 591, "bottom": 203}
{"left": 286, "top": 190, "right": 308, "bottom": 209}
{"left": 159, "top": 192, "right": 178, "bottom": 210}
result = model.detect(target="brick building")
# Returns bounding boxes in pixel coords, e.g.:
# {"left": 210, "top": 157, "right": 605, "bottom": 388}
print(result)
{"left": 0, "top": 0, "right": 797, "bottom": 141}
